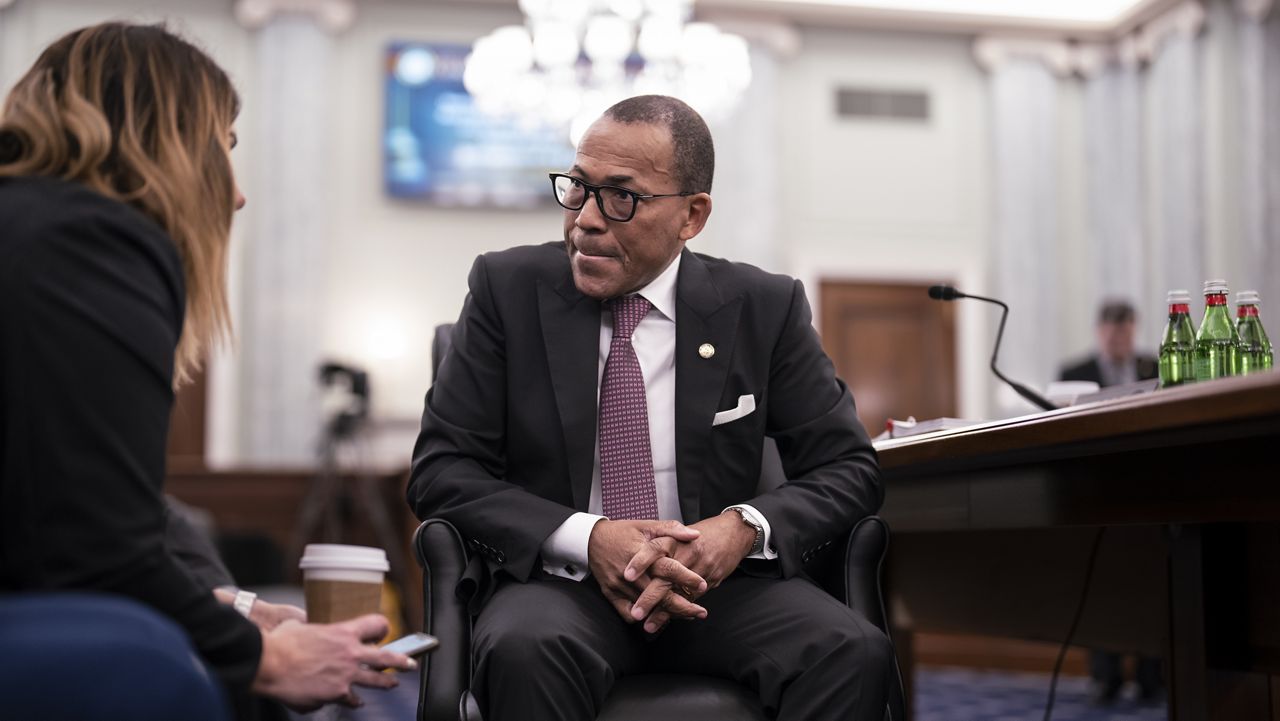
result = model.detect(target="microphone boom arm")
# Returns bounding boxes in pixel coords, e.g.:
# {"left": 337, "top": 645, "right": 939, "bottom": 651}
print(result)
{"left": 927, "top": 284, "right": 1058, "bottom": 412}
{"left": 962, "top": 292, "right": 1057, "bottom": 411}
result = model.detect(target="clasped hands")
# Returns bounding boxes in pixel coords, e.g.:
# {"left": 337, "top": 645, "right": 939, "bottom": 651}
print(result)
{"left": 586, "top": 512, "right": 757, "bottom": 634}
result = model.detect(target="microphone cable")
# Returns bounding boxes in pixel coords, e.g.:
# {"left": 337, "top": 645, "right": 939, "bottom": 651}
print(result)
{"left": 1043, "top": 526, "right": 1107, "bottom": 721}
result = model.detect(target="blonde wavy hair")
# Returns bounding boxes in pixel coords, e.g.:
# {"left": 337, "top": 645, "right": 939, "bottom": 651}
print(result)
{"left": 0, "top": 22, "right": 240, "bottom": 386}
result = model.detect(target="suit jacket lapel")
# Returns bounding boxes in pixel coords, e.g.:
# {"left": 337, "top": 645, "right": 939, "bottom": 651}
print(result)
{"left": 674, "top": 250, "right": 742, "bottom": 522}
{"left": 538, "top": 270, "right": 601, "bottom": 513}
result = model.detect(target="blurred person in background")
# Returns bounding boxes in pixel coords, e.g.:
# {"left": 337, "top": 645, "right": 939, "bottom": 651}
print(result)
{"left": 1060, "top": 299, "right": 1158, "bottom": 388}
{"left": 0, "top": 22, "right": 413, "bottom": 720}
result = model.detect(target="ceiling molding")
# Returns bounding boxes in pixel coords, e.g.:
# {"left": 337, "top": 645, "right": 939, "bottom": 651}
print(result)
{"left": 698, "top": 0, "right": 1185, "bottom": 40}
{"left": 696, "top": 11, "right": 804, "bottom": 56}
{"left": 974, "top": 0, "right": 1205, "bottom": 77}
{"left": 233, "top": 0, "right": 356, "bottom": 33}
{"left": 972, "top": 36, "right": 1074, "bottom": 76}
{"left": 1132, "top": 0, "right": 1206, "bottom": 56}
{"left": 1236, "top": 0, "right": 1275, "bottom": 21}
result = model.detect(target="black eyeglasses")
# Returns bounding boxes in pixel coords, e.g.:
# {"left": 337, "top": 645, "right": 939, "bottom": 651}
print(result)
{"left": 549, "top": 173, "right": 694, "bottom": 223}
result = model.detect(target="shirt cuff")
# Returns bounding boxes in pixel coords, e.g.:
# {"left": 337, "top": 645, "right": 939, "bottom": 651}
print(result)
{"left": 540, "top": 512, "right": 605, "bottom": 581}
{"left": 724, "top": 503, "right": 778, "bottom": 560}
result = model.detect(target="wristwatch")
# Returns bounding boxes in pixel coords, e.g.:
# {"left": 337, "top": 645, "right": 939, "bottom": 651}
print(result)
{"left": 232, "top": 589, "right": 257, "bottom": 619}
{"left": 727, "top": 506, "right": 765, "bottom": 556}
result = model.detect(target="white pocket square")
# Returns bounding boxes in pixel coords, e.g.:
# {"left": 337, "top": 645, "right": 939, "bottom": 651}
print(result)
{"left": 712, "top": 394, "right": 756, "bottom": 426}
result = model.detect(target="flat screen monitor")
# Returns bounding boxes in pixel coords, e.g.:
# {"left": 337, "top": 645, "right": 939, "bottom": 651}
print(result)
{"left": 384, "top": 42, "right": 575, "bottom": 208}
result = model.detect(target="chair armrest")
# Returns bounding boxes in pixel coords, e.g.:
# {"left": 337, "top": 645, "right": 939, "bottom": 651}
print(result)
{"left": 842, "top": 515, "right": 889, "bottom": 631}
{"left": 842, "top": 516, "right": 906, "bottom": 721}
{"left": 412, "top": 519, "right": 472, "bottom": 721}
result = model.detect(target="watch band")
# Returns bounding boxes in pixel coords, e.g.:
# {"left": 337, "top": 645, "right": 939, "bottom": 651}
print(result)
{"left": 728, "top": 506, "right": 765, "bottom": 556}
{"left": 232, "top": 589, "right": 257, "bottom": 618}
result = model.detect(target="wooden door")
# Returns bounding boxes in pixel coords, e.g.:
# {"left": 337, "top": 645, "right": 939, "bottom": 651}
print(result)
{"left": 819, "top": 281, "right": 957, "bottom": 436}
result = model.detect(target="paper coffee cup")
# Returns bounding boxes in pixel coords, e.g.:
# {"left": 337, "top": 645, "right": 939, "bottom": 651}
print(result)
{"left": 299, "top": 544, "right": 389, "bottom": 624}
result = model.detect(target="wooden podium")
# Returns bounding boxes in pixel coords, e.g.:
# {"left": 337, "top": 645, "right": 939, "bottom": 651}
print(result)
{"left": 876, "top": 372, "right": 1280, "bottom": 720}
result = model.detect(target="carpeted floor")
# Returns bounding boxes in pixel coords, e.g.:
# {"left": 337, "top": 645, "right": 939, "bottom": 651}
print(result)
{"left": 290, "top": 665, "right": 1169, "bottom": 720}
{"left": 914, "top": 666, "right": 1168, "bottom": 721}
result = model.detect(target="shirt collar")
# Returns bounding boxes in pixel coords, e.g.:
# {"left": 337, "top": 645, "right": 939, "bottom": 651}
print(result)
{"left": 634, "top": 252, "right": 681, "bottom": 322}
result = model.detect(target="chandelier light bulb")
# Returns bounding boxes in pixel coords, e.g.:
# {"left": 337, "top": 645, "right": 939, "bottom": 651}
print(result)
{"left": 583, "top": 14, "right": 635, "bottom": 64}
{"left": 548, "top": 0, "right": 592, "bottom": 25}
{"left": 680, "top": 22, "right": 721, "bottom": 67}
{"left": 532, "top": 21, "right": 581, "bottom": 68}
{"left": 487, "top": 26, "right": 535, "bottom": 73}
{"left": 637, "top": 16, "right": 681, "bottom": 62}
{"left": 518, "top": 0, "right": 555, "bottom": 21}
{"left": 462, "top": 61, "right": 501, "bottom": 100}
{"left": 609, "top": 0, "right": 645, "bottom": 22}
{"left": 591, "top": 60, "right": 628, "bottom": 84}
{"left": 645, "top": 0, "right": 692, "bottom": 21}
{"left": 543, "top": 76, "right": 585, "bottom": 123}
{"left": 714, "top": 33, "right": 752, "bottom": 91}
{"left": 511, "top": 72, "right": 550, "bottom": 114}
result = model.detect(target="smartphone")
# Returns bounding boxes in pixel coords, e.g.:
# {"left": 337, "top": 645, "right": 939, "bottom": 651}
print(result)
{"left": 381, "top": 632, "right": 439, "bottom": 657}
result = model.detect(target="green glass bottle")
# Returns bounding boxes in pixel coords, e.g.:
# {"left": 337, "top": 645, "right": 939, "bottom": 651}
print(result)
{"left": 1194, "top": 279, "right": 1239, "bottom": 381}
{"left": 1234, "top": 290, "right": 1274, "bottom": 375}
{"left": 1158, "top": 290, "right": 1197, "bottom": 387}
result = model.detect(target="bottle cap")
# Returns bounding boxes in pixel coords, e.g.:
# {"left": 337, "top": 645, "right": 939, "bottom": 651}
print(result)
{"left": 1166, "top": 290, "right": 1191, "bottom": 303}
{"left": 1236, "top": 290, "right": 1261, "bottom": 305}
{"left": 1203, "top": 279, "right": 1229, "bottom": 295}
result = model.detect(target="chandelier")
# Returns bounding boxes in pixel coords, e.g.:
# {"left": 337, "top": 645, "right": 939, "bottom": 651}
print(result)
{"left": 463, "top": 0, "right": 752, "bottom": 144}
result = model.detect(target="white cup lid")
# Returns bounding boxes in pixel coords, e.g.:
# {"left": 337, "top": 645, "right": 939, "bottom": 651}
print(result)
{"left": 298, "top": 544, "right": 389, "bottom": 573}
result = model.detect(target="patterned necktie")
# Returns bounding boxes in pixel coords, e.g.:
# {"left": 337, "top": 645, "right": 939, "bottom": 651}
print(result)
{"left": 599, "top": 295, "right": 659, "bottom": 520}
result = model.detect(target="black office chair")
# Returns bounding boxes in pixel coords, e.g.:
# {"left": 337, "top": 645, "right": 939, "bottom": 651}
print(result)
{"left": 413, "top": 324, "right": 906, "bottom": 721}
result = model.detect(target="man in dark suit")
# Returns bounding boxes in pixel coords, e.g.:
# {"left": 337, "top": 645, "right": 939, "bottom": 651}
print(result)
{"left": 1060, "top": 300, "right": 1158, "bottom": 387}
{"left": 408, "top": 96, "right": 890, "bottom": 721}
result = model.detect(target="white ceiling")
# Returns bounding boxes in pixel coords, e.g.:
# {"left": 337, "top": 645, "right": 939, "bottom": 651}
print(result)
{"left": 698, "top": 0, "right": 1180, "bottom": 37}
{"left": 763, "top": 0, "right": 1152, "bottom": 23}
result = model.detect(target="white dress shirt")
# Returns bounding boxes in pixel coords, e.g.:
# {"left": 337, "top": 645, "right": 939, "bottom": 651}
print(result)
{"left": 540, "top": 254, "right": 777, "bottom": 581}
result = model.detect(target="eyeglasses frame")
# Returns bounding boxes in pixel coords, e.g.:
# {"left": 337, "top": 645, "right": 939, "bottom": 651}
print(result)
{"left": 549, "top": 172, "right": 695, "bottom": 223}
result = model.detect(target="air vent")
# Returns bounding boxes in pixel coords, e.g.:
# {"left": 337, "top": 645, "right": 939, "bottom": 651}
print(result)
{"left": 836, "top": 87, "right": 930, "bottom": 121}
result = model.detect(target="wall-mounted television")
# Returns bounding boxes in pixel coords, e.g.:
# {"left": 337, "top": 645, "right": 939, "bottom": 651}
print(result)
{"left": 384, "top": 42, "right": 575, "bottom": 208}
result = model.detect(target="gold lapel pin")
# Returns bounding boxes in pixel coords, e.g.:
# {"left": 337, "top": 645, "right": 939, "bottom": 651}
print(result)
{"left": 698, "top": 343, "right": 715, "bottom": 359}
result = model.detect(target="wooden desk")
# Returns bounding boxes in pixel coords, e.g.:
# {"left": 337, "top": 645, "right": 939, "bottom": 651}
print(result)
{"left": 877, "top": 372, "right": 1280, "bottom": 720}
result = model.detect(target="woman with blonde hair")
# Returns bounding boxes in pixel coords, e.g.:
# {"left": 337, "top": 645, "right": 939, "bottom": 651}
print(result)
{"left": 0, "top": 22, "right": 413, "bottom": 719}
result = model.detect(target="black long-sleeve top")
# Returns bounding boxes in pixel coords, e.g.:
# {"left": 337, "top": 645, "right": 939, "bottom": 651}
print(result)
{"left": 0, "top": 176, "right": 262, "bottom": 696}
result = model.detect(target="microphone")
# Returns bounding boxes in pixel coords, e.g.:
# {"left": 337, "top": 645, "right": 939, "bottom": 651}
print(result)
{"left": 927, "top": 284, "right": 965, "bottom": 301}
{"left": 927, "top": 285, "right": 1056, "bottom": 412}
